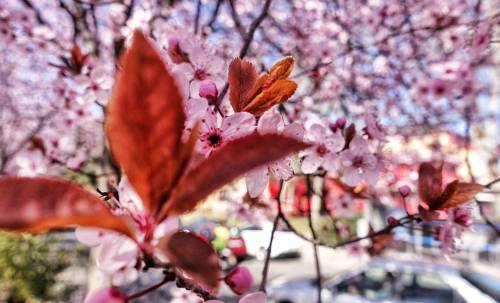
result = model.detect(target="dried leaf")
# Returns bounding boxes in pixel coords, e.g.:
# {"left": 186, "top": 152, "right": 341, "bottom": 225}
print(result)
{"left": 0, "top": 177, "right": 133, "bottom": 238}
{"left": 106, "top": 31, "right": 188, "bottom": 214}
{"left": 417, "top": 162, "right": 443, "bottom": 208}
{"left": 158, "top": 231, "right": 220, "bottom": 290}
{"left": 228, "top": 58, "right": 258, "bottom": 112}
{"left": 159, "top": 133, "right": 309, "bottom": 218}
{"left": 436, "top": 180, "right": 484, "bottom": 209}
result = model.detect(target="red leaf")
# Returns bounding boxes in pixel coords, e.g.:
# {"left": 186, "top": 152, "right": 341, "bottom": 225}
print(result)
{"left": 417, "top": 162, "right": 443, "bottom": 208}
{"left": 228, "top": 57, "right": 258, "bottom": 112}
{"left": 158, "top": 133, "right": 309, "bottom": 218}
{"left": 106, "top": 31, "right": 189, "bottom": 215}
{"left": 231, "top": 56, "right": 296, "bottom": 117}
{"left": 158, "top": 231, "right": 220, "bottom": 290}
{"left": 0, "top": 177, "right": 133, "bottom": 238}
{"left": 367, "top": 226, "right": 394, "bottom": 256}
{"left": 436, "top": 180, "right": 484, "bottom": 209}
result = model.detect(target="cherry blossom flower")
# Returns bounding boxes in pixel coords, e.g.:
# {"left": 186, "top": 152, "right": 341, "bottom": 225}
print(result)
{"left": 76, "top": 177, "right": 179, "bottom": 285}
{"left": 363, "top": 112, "right": 386, "bottom": 141}
{"left": 170, "top": 287, "right": 203, "bottom": 303}
{"left": 328, "top": 194, "right": 357, "bottom": 218}
{"left": 246, "top": 110, "right": 304, "bottom": 197}
{"left": 206, "top": 291, "right": 267, "bottom": 303}
{"left": 301, "top": 123, "right": 345, "bottom": 174}
{"left": 338, "top": 136, "right": 380, "bottom": 187}
{"left": 197, "top": 105, "right": 255, "bottom": 157}
{"left": 76, "top": 66, "right": 114, "bottom": 105}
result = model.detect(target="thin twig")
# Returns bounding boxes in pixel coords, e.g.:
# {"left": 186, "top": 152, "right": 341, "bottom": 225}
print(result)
{"left": 306, "top": 176, "right": 322, "bottom": 303}
{"left": 215, "top": 0, "right": 273, "bottom": 106}
{"left": 194, "top": 0, "right": 202, "bottom": 35}
{"left": 259, "top": 180, "right": 283, "bottom": 292}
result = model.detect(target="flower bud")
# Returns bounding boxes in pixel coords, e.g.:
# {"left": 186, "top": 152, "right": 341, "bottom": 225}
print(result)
{"left": 387, "top": 216, "right": 398, "bottom": 226}
{"left": 335, "top": 117, "right": 346, "bottom": 129}
{"left": 199, "top": 80, "right": 218, "bottom": 104}
{"left": 224, "top": 266, "right": 253, "bottom": 295}
{"left": 86, "top": 288, "right": 126, "bottom": 303}
{"left": 398, "top": 185, "right": 411, "bottom": 198}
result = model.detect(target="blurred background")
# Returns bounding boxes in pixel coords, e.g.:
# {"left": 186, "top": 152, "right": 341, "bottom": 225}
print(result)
{"left": 1, "top": 0, "right": 500, "bottom": 302}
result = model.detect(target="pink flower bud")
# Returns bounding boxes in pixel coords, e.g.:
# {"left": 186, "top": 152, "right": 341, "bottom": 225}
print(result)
{"left": 387, "top": 216, "right": 398, "bottom": 226}
{"left": 335, "top": 117, "right": 346, "bottom": 129}
{"left": 398, "top": 185, "right": 411, "bottom": 197}
{"left": 453, "top": 208, "right": 473, "bottom": 228}
{"left": 86, "top": 288, "right": 126, "bottom": 303}
{"left": 224, "top": 266, "right": 253, "bottom": 295}
{"left": 199, "top": 80, "right": 218, "bottom": 104}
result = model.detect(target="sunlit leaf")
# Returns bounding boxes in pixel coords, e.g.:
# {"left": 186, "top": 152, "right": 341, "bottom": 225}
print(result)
{"left": 106, "top": 31, "right": 188, "bottom": 214}
{"left": 158, "top": 133, "right": 309, "bottom": 218}
{"left": 242, "top": 79, "right": 297, "bottom": 116}
{"left": 367, "top": 226, "right": 394, "bottom": 256}
{"left": 436, "top": 180, "right": 484, "bottom": 209}
{"left": 236, "top": 56, "right": 296, "bottom": 117}
{"left": 228, "top": 57, "right": 258, "bottom": 112}
{"left": 417, "top": 162, "right": 443, "bottom": 208}
{"left": 0, "top": 177, "right": 133, "bottom": 238}
{"left": 158, "top": 231, "right": 220, "bottom": 290}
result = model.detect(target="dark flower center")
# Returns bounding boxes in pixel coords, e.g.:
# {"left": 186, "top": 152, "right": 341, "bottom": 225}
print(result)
{"left": 194, "top": 68, "right": 209, "bottom": 80}
{"left": 352, "top": 155, "right": 365, "bottom": 167}
{"left": 209, "top": 133, "right": 221, "bottom": 146}
{"left": 316, "top": 144, "right": 328, "bottom": 156}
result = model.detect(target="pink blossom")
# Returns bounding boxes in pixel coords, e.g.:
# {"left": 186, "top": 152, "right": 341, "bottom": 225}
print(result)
{"left": 328, "top": 194, "right": 357, "bottom": 218}
{"left": 75, "top": 177, "right": 179, "bottom": 285}
{"left": 246, "top": 110, "right": 304, "bottom": 197}
{"left": 301, "top": 123, "right": 344, "bottom": 174}
{"left": 197, "top": 106, "right": 255, "bottom": 156}
{"left": 170, "top": 287, "right": 203, "bottom": 303}
{"left": 224, "top": 266, "right": 254, "bottom": 295}
{"left": 453, "top": 206, "right": 473, "bottom": 228}
{"left": 206, "top": 291, "right": 267, "bottom": 303}
{"left": 470, "top": 22, "right": 491, "bottom": 61}
{"left": 86, "top": 288, "right": 126, "bottom": 303}
{"left": 363, "top": 112, "right": 386, "bottom": 141}
{"left": 338, "top": 136, "right": 379, "bottom": 187}
{"left": 76, "top": 66, "right": 113, "bottom": 105}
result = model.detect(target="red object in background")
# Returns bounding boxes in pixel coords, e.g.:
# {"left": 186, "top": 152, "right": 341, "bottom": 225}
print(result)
{"left": 268, "top": 179, "right": 281, "bottom": 199}
{"left": 291, "top": 178, "right": 310, "bottom": 216}
{"left": 227, "top": 235, "right": 247, "bottom": 260}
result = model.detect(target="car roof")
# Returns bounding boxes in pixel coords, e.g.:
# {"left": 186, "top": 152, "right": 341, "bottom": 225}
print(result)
{"left": 365, "top": 258, "right": 459, "bottom": 275}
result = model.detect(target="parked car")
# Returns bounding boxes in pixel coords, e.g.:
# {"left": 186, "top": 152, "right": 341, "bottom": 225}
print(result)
{"left": 267, "top": 259, "right": 497, "bottom": 303}
{"left": 459, "top": 270, "right": 500, "bottom": 302}
{"left": 240, "top": 222, "right": 303, "bottom": 260}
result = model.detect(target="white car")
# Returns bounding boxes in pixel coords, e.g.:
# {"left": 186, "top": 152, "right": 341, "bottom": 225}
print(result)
{"left": 268, "top": 259, "right": 498, "bottom": 303}
{"left": 240, "top": 223, "right": 303, "bottom": 260}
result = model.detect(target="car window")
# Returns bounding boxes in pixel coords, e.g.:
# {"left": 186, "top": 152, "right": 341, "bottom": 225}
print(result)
{"left": 400, "top": 272, "right": 456, "bottom": 303}
{"left": 334, "top": 268, "right": 396, "bottom": 300}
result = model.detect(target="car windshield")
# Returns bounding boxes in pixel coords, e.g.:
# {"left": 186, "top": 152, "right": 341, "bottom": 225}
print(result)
{"left": 333, "top": 267, "right": 462, "bottom": 303}
{"left": 460, "top": 271, "right": 500, "bottom": 301}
